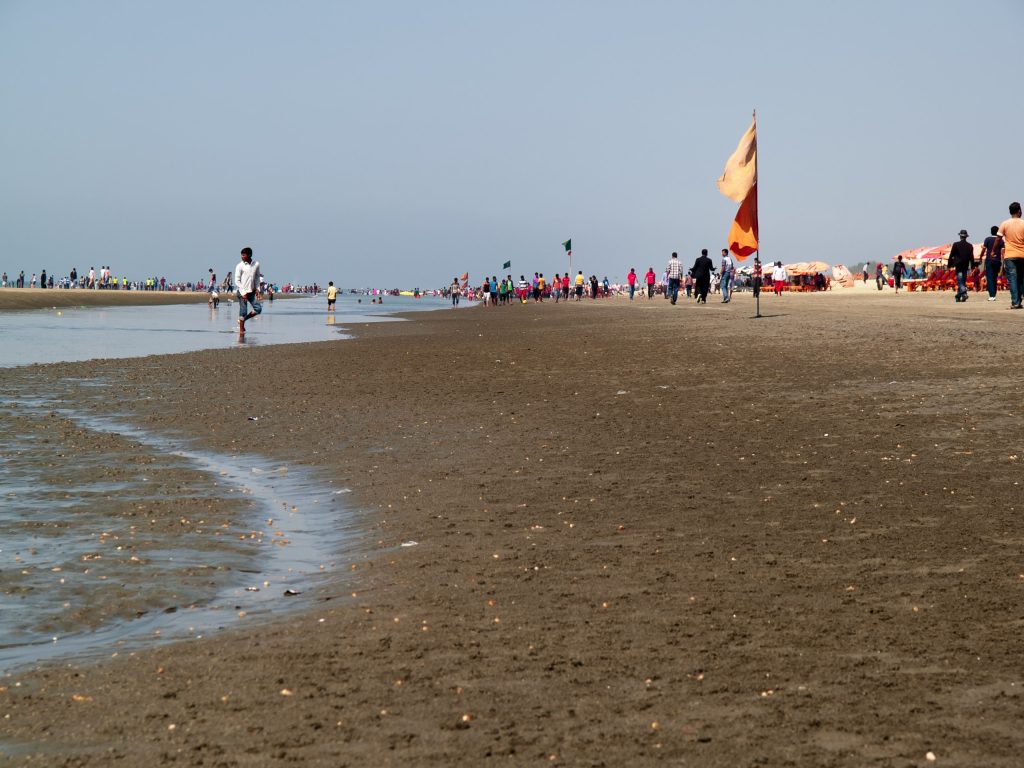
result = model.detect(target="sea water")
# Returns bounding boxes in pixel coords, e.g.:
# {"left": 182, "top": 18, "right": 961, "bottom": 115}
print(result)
{"left": 0, "top": 293, "right": 451, "bottom": 367}
{"left": 0, "top": 294, "right": 453, "bottom": 673}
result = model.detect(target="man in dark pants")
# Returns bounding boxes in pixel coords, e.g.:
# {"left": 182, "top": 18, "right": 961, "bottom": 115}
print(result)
{"left": 948, "top": 229, "right": 975, "bottom": 303}
{"left": 997, "top": 201, "right": 1024, "bottom": 308}
{"left": 982, "top": 225, "right": 1003, "bottom": 301}
{"left": 690, "top": 249, "right": 714, "bottom": 304}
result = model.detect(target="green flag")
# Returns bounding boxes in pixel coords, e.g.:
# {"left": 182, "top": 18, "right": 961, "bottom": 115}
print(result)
{"left": 562, "top": 238, "right": 572, "bottom": 253}
{"left": 502, "top": 260, "right": 511, "bottom": 270}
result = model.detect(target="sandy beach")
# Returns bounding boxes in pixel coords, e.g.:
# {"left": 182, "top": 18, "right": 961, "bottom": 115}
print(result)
{"left": 2, "top": 290, "right": 1022, "bottom": 766}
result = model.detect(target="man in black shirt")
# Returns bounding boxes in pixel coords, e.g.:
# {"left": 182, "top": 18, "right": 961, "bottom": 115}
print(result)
{"left": 691, "top": 248, "right": 714, "bottom": 304}
{"left": 982, "top": 225, "right": 1003, "bottom": 301}
{"left": 948, "top": 229, "right": 975, "bottom": 303}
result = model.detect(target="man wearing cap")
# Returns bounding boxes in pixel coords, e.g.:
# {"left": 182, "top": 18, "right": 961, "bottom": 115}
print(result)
{"left": 947, "top": 229, "right": 975, "bottom": 303}
{"left": 997, "top": 202, "right": 1024, "bottom": 309}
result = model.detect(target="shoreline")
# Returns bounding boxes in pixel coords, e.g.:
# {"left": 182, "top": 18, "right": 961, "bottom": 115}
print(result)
{"left": 0, "top": 288, "right": 213, "bottom": 311}
{"left": 0, "top": 288, "right": 305, "bottom": 311}
{"left": 2, "top": 292, "right": 1022, "bottom": 766}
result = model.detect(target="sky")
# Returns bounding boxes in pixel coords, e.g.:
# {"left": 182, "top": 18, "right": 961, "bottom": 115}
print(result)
{"left": 1, "top": 0, "right": 1021, "bottom": 288}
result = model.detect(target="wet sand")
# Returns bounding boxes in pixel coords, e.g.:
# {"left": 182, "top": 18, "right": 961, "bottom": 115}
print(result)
{"left": 2, "top": 290, "right": 1023, "bottom": 766}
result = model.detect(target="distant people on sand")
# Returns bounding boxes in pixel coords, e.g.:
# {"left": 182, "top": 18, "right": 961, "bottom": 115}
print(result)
{"left": 875, "top": 262, "right": 885, "bottom": 291}
{"left": 948, "top": 229, "right": 975, "bottom": 303}
{"left": 644, "top": 266, "right": 656, "bottom": 299}
{"left": 627, "top": 268, "right": 637, "bottom": 299}
{"left": 997, "top": 201, "right": 1024, "bottom": 309}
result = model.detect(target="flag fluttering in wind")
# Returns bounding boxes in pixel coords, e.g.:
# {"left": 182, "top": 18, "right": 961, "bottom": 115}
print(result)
{"left": 460, "top": 271, "right": 469, "bottom": 289}
{"left": 562, "top": 238, "right": 572, "bottom": 257}
{"left": 502, "top": 260, "right": 511, "bottom": 270}
{"left": 717, "top": 114, "right": 758, "bottom": 260}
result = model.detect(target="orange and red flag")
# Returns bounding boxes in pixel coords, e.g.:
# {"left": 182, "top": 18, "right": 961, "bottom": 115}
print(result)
{"left": 717, "top": 114, "right": 758, "bottom": 260}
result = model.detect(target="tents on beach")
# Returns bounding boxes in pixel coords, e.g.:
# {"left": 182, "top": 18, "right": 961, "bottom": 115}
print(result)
{"left": 785, "top": 261, "right": 830, "bottom": 276}
{"left": 893, "top": 243, "right": 985, "bottom": 267}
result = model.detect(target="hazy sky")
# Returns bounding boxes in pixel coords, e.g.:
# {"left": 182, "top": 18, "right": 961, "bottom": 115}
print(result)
{"left": 1, "top": 1, "right": 1021, "bottom": 287}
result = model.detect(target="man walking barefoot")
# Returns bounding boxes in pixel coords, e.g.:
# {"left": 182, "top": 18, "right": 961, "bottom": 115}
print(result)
{"left": 234, "top": 247, "right": 262, "bottom": 335}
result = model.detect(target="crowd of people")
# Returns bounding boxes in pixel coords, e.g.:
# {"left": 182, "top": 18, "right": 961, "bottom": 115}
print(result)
{"left": 0, "top": 263, "right": 327, "bottom": 297}
{"left": 446, "top": 249, "right": 833, "bottom": 307}
{"left": 447, "top": 272, "right": 617, "bottom": 305}
{"left": 868, "top": 202, "right": 1024, "bottom": 306}
{"left": 0, "top": 265, "right": 227, "bottom": 293}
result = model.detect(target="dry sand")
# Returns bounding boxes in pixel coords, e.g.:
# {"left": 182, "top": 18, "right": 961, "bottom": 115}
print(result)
{"left": 1, "top": 290, "right": 1023, "bottom": 766}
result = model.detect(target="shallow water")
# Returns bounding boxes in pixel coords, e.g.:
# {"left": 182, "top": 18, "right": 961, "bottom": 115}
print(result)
{"left": 0, "top": 383, "right": 361, "bottom": 674}
{"left": 0, "top": 293, "right": 451, "bottom": 367}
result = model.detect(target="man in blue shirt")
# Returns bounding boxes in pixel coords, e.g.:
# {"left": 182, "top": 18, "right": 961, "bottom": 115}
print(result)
{"left": 982, "top": 225, "right": 1003, "bottom": 301}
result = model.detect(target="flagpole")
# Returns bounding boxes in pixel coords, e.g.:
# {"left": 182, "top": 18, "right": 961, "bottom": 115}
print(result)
{"left": 753, "top": 109, "right": 761, "bottom": 319}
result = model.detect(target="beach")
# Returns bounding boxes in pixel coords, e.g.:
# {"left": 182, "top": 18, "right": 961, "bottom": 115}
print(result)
{"left": 2, "top": 291, "right": 1022, "bottom": 766}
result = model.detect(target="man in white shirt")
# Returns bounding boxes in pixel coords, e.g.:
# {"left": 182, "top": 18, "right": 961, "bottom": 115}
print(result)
{"left": 772, "top": 262, "right": 788, "bottom": 295}
{"left": 720, "top": 248, "right": 735, "bottom": 303}
{"left": 234, "top": 247, "right": 262, "bottom": 335}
